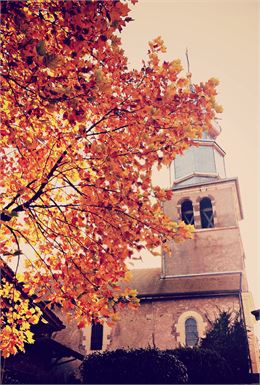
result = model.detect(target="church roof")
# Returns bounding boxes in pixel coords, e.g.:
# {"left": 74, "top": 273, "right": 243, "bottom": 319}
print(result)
{"left": 129, "top": 268, "right": 241, "bottom": 299}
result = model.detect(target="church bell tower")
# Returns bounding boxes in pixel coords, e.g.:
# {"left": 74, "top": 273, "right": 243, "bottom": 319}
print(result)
{"left": 162, "top": 122, "right": 247, "bottom": 286}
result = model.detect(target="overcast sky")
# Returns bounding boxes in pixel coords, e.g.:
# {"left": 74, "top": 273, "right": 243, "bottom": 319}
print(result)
{"left": 120, "top": 0, "right": 259, "bottom": 313}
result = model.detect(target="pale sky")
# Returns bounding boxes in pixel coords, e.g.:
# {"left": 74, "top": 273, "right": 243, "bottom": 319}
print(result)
{"left": 120, "top": 0, "right": 259, "bottom": 310}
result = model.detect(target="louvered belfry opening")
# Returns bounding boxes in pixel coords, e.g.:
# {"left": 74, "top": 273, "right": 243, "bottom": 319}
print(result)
{"left": 181, "top": 199, "right": 194, "bottom": 225}
{"left": 200, "top": 197, "right": 214, "bottom": 228}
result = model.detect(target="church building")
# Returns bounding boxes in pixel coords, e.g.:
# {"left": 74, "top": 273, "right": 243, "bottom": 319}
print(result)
{"left": 56, "top": 123, "right": 260, "bottom": 375}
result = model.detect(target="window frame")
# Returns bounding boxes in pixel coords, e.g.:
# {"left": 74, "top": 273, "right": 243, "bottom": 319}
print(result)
{"left": 175, "top": 310, "right": 206, "bottom": 347}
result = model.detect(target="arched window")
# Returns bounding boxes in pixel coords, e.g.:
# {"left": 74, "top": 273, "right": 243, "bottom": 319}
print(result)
{"left": 181, "top": 200, "right": 194, "bottom": 225}
{"left": 90, "top": 322, "right": 103, "bottom": 350}
{"left": 200, "top": 197, "right": 214, "bottom": 228}
{"left": 185, "top": 317, "right": 198, "bottom": 347}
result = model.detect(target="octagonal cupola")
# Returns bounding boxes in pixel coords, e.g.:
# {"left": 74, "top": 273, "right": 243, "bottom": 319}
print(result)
{"left": 172, "top": 121, "right": 226, "bottom": 188}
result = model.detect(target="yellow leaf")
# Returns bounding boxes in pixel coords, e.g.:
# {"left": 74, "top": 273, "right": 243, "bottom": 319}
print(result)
{"left": 25, "top": 330, "right": 34, "bottom": 344}
{"left": 128, "top": 289, "right": 137, "bottom": 297}
{"left": 16, "top": 273, "right": 24, "bottom": 283}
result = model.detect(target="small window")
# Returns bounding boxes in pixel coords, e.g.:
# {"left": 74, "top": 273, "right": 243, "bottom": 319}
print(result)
{"left": 185, "top": 317, "right": 198, "bottom": 347}
{"left": 181, "top": 200, "right": 194, "bottom": 225}
{"left": 90, "top": 322, "right": 103, "bottom": 350}
{"left": 200, "top": 197, "right": 214, "bottom": 228}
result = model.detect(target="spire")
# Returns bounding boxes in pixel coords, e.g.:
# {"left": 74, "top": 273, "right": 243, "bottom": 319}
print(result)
{"left": 172, "top": 120, "right": 226, "bottom": 188}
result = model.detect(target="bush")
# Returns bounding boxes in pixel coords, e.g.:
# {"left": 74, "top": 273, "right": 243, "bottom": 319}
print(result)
{"left": 170, "top": 347, "right": 233, "bottom": 384}
{"left": 80, "top": 348, "right": 188, "bottom": 384}
{"left": 200, "top": 311, "right": 250, "bottom": 383}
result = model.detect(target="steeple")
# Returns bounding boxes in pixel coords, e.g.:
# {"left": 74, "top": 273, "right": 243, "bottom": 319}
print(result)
{"left": 162, "top": 121, "right": 246, "bottom": 284}
{"left": 172, "top": 121, "right": 226, "bottom": 188}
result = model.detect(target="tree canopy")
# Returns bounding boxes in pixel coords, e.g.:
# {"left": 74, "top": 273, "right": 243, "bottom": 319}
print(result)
{"left": 0, "top": 0, "right": 221, "bottom": 358}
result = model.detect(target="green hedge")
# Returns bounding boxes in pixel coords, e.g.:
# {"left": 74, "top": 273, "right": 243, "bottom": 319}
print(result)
{"left": 80, "top": 348, "right": 188, "bottom": 384}
{"left": 170, "top": 347, "right": 233, "bottom": 384}
{"left": 200, "top": 311, "right": 250, "bottom": 383}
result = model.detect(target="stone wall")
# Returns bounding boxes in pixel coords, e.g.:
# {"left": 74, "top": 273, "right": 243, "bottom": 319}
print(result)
{"left": 52, "top": 309, "right": 85, "bottom": 381}
{"left": 162, "top": 179, "right": 245, "bottom": 278}
{"left": 164, "top": 179, "right": 242, "bottom": 227}
{"left": 242, "top": 292, "right": 260, "bottom": 373}
{"left": 164, "top": 227, "right": 246, "bottom": 278}
{"left": 108, "top": 295, "right": 240, "bottom": 350}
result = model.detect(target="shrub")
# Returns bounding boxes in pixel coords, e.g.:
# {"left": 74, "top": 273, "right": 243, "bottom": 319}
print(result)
{"left": 170, "top": 347, "right": 233, "bottom": 384}
{"left": 200, "top": 311, "right": 250, "bottom": 383}
{"left": 80, "top": 348, "right": 188, "bottom": 384}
